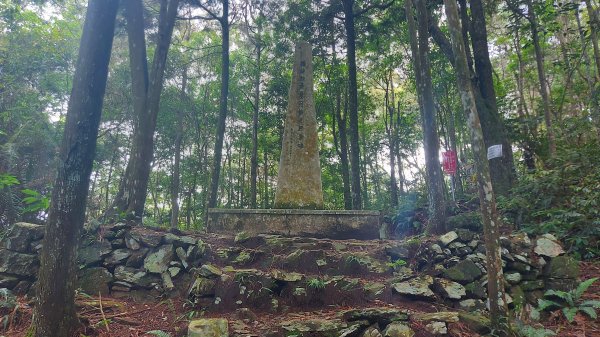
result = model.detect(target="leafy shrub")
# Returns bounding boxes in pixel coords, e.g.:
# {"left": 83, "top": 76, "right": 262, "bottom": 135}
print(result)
{"left": 499, "top": 140, "right": 600, "bottom": 259}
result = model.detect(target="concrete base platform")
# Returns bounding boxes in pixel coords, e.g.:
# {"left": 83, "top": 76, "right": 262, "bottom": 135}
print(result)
{"left": 206, "top": 208, "right": 382, "bottom": 240}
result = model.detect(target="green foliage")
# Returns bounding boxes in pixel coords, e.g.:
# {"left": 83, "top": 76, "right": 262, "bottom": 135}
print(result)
{"left": 500, "top": 140, "right": 600, "bottom": 259}
{"left": 20, "top": 188, "right": 49, "bottom": 213}
{"left": 537, "top": 277, "right": 600, "bottom": 323}
{"left": 0, "top": 174, "right": 19, "bottom": 189}
{"left": 513, "top": 321, "right": 556, "bottom": 337}
{"left": 386, "top": 258, "right": 407, "bottom": 270}
{"left": 306, "top": 277, "right": 325, "bottom": 290}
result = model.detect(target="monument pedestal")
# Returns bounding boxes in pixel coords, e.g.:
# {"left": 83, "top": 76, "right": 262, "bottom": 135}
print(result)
{"left": 206, "top": 208, "right": 382, "bottom": 240}
{"left": 207, "top": 43, "right": 381, "bottom": 240}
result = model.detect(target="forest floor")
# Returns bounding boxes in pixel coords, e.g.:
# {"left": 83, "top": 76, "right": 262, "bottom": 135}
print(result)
{"left": 1, "top": 258, "right": 598, "bottom": 336}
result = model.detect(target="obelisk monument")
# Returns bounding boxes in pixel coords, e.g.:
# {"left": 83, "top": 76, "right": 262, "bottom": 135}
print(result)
{"left": 274, "top": 42, "right": 324, "bottom": 209}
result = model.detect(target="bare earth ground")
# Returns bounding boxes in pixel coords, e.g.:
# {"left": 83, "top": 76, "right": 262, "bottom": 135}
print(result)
{"left": 1, "top": 259, "right": 598, "bottom": 336}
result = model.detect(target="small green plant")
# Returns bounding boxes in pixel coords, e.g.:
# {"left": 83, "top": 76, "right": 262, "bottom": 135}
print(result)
{"left": 0, "top": 174, "right": 19, "bottom": 189}
{"left": 307, "top": 277, "right": 325, "bottom": 290}
{"left": 345, "top": 254, "right": 365, "bottom": 266}
{"left": 387, "top": 258, "right": 407, "bottom": 270}
{"left": 537, "top": 277, "right": 600, "bottom": 322}
{"left": 146, "top": 331, "right": 171, "bottom": 337}
{"left": 513, "top": 321, "right": 556, "bottom": 337}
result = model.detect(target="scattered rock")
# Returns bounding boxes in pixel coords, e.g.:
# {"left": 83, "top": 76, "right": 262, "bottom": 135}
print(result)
{"left": 425, "top": 321, "right": 447, "bottom": 335}
{"left": 0, "top": 288, "right": 16, "bottom": 310}
{"left": 271, "top": 270, "right": 303, "bottom": 282}
{"left": 458, "top": 312, "right": 490, "bottom": 334}
{"left": 198, "top": 264, "right": 222, "bottom": 278}
{"left": 414, "top": 311, "right": 459, "bottom": 323}
{"left": 443, "top": 260, "right": 482, "bottom": 283}
{"left": 3, "top": 223, "right": 45, "bottom": 253}
{"left": 361, "top": 324, "right": 382, "bottom": 337}
{"left": 0, "top": 249, "right": 38, "bottom": 277}
{"left": 544, "top": 255, "right": 579, "bottom": 279}
{"left": 77, "top": 267, "right": 113, "bottom": 295}
{"left": 505, "top": 272, "right": 522, "bottom": 284}
{"left": 114, "top": 265, "right": 157, "bottom": 289}
{"left": 342, "top": 307, "right": 409, "bottom": 325}
{"left": 144, "top": 245, "right": 174, "bottom": 274}
{"left": 439, "top": 231, "right": 458, "bottom": 247}
{"left": 434, "top": 278, "right": 466, "bottom": 300}
{"left": 392, "top": 275, "right": 435, "bottom": 299}
{"left": 534, "top": 235, "right": 564, "bottom": 257}
{"left": 104, "top": 248, "right": 132, "bottom": 266}
{"left": 188, "top": 318, "right": 229, "bottom": 337}
{"left": 281, "top": 319, "right": 346, "bottom": 334}
{"left": 383, "top": 321, "right": 414, "bottom": 337}
{"left": 78, "top": 240, "right": 113, "bottom": 267}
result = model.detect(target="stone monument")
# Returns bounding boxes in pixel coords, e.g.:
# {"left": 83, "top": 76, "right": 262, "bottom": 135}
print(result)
{"left": 206, "top": 42, "right": 381, "bottom": 240}
{"left": 274, "top": 41, "right": 323, "bottom": 209}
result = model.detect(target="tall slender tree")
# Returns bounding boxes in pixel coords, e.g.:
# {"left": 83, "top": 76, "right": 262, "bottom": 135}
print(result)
{"left": 443, "top": 0, "right": 509, "bottom": 332}
{"left": 406, "top": 0, "right": 447, "bottom": 233}
{"left": 31, "top": 1, "right": 118, "bottom": 335}
{"left": 111, "top": 0, "right": 180, "bottom": 219}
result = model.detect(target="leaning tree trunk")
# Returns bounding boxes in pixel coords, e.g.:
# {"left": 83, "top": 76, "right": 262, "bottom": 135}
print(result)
{"left": 443, "top": 0, "right": 508, "bottom": 333}
{"left": 406, "top": 0, "right": 446, "bottom": 233}
{"left": 342, "top": 0, "right": 363, "bottom": 210}
{"left": 208, "top": 0, "right": 230, "bottom": 211}
{"left": 527, "top": 0, "right": 556, "bottom": 156}
{"left": 111, "top": 0, "right": 179, "bottom": 219}
{"left": 31, "top": 1, "right": 118, "bottom": 336}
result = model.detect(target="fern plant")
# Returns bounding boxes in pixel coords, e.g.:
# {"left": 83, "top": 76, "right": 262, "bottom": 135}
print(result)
{"left": 537, "top": 277, "right": 600, "bottom": 322}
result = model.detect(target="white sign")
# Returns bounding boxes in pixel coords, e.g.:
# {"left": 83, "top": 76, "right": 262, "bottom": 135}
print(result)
{"left": 487, "top": 144, "right": 503, "bottom": 160}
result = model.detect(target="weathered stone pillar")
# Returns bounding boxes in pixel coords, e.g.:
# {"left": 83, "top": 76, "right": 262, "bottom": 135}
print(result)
{"left": 274, "top": 42, "right": 324, "bottom": 209}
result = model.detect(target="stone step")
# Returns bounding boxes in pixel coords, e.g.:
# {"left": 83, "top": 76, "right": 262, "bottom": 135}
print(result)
{"left": 199, "top": 306, "right": 478, "bottom": 337}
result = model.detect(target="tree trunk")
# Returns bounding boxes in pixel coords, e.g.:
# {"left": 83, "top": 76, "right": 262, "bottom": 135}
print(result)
{"left": 208, "top": 0, "right": 230, "bottom": 211}
{"left": 527, "top": 0, "right": 557, "bottom": 156}
{"left": 584, "top": 0, "right": 600, "bottom": 78}
{"left": 386, "top": 73, "right": 399, "bottom": 208}
{"left": 337, "top": 89, "right": 353, "bottom": 210}
{"left": 250, "top": 36, "right": 261, "bottom": 209}
{"left": 469, "top": 0, "right": 515, "bottom": 195}
{"left": 170, "top": 68, "right": 186, "bottom": 229}
{"left": 342, "top": 0, "right": 363, "bottom": 210}
{"left": 112, "top": 0, "right": 179, "bottom": 219}
{"left": 32, "top": 1, "right": 118, "bottom": 336}
{"left": 443, "top": 0, "right": 508, "bottom": 332}
{"left": 406, "top": 0, "right": 446, "bottom": 233}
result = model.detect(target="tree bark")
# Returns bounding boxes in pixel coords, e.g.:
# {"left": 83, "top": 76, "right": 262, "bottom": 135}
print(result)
{"left": 342, "top": 0, "right": 363, "bottom": 210}
{"left": 469, "top": 0, "right": 515, "bottom": 195}
{"left": 112, "top": 0, "right": 180, "bottom": 219}
{"left": 32, "top": 1, "right": 118, "bottom": 336}
{"left": 208, "top": 0, "right": 230, "bottom": 212}
{"left": 407, "top": 0, "right": 446, "bottom": 233}
{"left": 527, "top": 0, "right": 557, "bottom": 156}
{"left": 443, "top": 0, "right": 508, "bottom": 332}
{"left": 584, "top": 0, "right": 600, "bottom": 78}
{"left": 170, "top": 68, "right": 186, "bottom": 229}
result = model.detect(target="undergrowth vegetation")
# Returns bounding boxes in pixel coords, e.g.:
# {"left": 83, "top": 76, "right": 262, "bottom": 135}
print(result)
{"left": 500, "top": 139, "right": 600, "bottom": 259}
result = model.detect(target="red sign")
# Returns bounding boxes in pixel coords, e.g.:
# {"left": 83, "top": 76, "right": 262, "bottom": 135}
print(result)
{"left": 442, "top": 150, "right": 457, "bottom": 175}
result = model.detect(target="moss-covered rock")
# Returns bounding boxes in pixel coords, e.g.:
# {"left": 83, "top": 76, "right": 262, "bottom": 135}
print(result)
{"left": 443, "top": 260, "right": 482, "bottom": 284}
{"left": 188, "top": 318, "right": 228, "bottom": 337}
